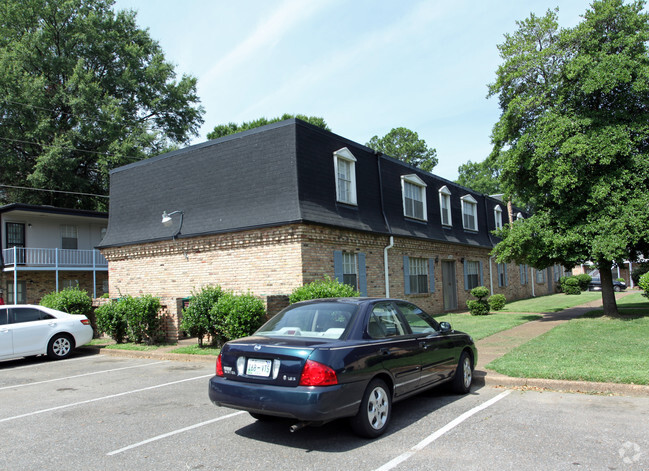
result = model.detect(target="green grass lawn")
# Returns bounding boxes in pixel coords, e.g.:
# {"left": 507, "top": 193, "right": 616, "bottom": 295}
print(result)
{"left": 488, "top": 295, "right": 649, "bottom": 384}
{"left": 501, "top": 291, "right": 602, "bottom": 313}
{"left": 169, "top": 344, "right": 220, "bottom": 355}
{"left": 433, "top": 312, "right": 542, "bottom": 340}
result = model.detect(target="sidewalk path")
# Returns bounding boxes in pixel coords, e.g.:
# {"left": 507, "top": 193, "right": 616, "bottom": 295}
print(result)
{"left": 474, "top": 291, "right": 649, "bottom": 396}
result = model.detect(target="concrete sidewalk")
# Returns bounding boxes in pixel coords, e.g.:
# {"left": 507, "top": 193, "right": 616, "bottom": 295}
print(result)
{"left": 474, "top": 292, "right": 649, "bottom": 396}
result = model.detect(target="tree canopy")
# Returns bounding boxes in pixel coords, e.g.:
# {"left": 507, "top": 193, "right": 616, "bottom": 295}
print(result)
{"left": 456, "top": 158, "right": 502, "bottom": 196}
{"left": 0, "top": 0, "right": 204, "bottom": 210}
{"left": 207, "top": 114, "right": 330, "bottom": 140}
{"left": 489, "top": 0, "right": 649, "bottom": 315}
{"left": 366, "top": 127, "right": 438, "bottom": 172}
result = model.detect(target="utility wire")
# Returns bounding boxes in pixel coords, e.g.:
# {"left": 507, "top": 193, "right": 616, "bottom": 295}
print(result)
{"left": 0, "top": 184, "right": 109, "bottom": 199}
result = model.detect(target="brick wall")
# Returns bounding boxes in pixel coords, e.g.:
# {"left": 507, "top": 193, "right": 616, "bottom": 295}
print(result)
{"left": 1, "top": 271, "right": 108, "bottom": 304}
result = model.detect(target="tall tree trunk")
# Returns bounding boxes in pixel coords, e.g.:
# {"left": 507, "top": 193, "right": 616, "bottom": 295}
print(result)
{"left": 598, "top": 259, "right": 619, "bottom": 317}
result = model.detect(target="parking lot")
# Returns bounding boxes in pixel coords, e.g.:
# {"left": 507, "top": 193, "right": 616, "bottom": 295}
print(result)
{"left": 1, "top": 352, "right": 648, "bottom": 470}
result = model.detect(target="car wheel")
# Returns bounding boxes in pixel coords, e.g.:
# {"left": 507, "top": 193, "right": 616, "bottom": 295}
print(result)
{"left": 351, "top": 378, "right": 391, "bottom": 438}
{"left": 47, "top": 334, "right": 74, "bottom": 360}
{"left": 614, "top": 286, "right": 621, "bottom": 292}
{"left": 451, "top": 351, "right": 473, "bottom": 394}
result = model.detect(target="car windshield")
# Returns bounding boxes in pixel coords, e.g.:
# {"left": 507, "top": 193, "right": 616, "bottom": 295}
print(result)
{"left": 256, "top": 302, "right": 358, "bottom": 339}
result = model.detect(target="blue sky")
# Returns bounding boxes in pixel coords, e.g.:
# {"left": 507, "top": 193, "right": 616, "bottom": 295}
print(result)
{"left": 113, "top": 0, "right": 593, "bottom": 181}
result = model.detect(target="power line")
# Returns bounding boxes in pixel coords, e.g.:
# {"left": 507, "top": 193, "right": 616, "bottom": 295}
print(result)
{"left": 0, "top": 184, "right": 109, "bottom": 199}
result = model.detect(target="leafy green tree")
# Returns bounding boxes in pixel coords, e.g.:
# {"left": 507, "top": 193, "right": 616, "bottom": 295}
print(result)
{"left": 207, "top": 114, "right": 329, "bottom": 140}
{"left": 0, "top": 0, "right": 204, "bottom": 210}
{"left": 456, "top": 158, "right": 502, "bottom": 195}
{"left": 366, "top": 127, "right": 438, "bottom": 172}
{"left": 489, "top": 0, "right": 649, "bottom": 316}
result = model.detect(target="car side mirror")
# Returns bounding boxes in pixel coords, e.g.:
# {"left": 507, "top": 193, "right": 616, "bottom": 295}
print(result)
{"left": 439, "top": 322, "right": 452, "bottom": 333}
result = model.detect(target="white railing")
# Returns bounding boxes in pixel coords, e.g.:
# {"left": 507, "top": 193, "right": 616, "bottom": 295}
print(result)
{"left": 2, "top": 247, "right": 107, "bottom": 268}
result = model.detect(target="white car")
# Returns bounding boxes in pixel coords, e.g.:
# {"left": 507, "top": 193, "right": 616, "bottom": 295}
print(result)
{"left": 0, "top": 305, "right": 94, "bottom": 361}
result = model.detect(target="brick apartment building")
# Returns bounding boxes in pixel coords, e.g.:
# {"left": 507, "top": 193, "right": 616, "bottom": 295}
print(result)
{"left": 98, "top": 119, "right": 559, "bottom": 340}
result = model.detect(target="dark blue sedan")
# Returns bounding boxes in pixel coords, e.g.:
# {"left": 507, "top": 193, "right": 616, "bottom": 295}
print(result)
{"left": 208, "top": 298, "right": 477, "bottom": 437}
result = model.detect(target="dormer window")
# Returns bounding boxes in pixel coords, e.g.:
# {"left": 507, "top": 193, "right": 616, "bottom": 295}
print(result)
{"left": 401, "top": 174, "right": 427, "bottom": 221}
{"left": 461, "top": 195, "right": 478, "bottom": 231}
{"left": 334, "top": 147, "right": 357, "bottom": 205}
{"left": 494, "top": 205, "right": 503, "bottom": 230}
{"left": 439, "top": 186, "right": 452, "bottom": 226}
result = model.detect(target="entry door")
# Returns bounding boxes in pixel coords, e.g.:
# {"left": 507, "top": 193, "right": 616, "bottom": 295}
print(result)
{"left": 6, "top": 223, "right": 25, "bottom": 264}
{"left": 442, "top": 261, "right": 458, "bottom": 310}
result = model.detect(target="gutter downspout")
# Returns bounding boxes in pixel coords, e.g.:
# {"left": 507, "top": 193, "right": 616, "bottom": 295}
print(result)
{"left": 489, "top": 256, "right": 495, "bottom": 295}
{"left": 530, "top": 265, "right": 536, "bottom": 297}
{"left": 629, "top": 261, "right": 634, "bottom": 288}
{"left": 376, "top": 151, "right": 394, "bottom": 297}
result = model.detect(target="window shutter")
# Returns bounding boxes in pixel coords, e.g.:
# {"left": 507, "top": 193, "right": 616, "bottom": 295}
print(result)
{"left": 428, "top": 258, "right": 435, "bottom": 293}
{"left": 358, "top": 253, "right": 367, "bottom": 296}
{"left": 479, "top": 261, "right": 484, "bottom": 286}
{"left": 403, "top": 256, "right": 411, "bottom": 295}
{"left": 520, "top": 265, "right": 525, "bottom": 285}
{"left": 463, "top": 259, "right": 468, "bottom": 290}
{"left": 504, "top": 264, "right": 508, "bottom": 287}
{"left": 334, "top": 251, "right": 343, "bottom": 284}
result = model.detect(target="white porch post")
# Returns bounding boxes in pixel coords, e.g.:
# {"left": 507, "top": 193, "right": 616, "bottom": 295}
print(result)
{"left": 92, "top": 250, "right": 97, "bottom": 298}
{"left": 55, "top": 248, "right": 59, "bottom": 292}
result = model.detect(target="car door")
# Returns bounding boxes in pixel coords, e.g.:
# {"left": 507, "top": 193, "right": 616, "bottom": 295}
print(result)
{"left": 395, "top": 301, "right": 457, "bottom": 388}
{"left": 366, "top": 301, "right": 422, "bottom": 397}
{"left": 10, "top": 307, "right": 57, "bottom": 356}
{"left": 0, "top": 307, "right": 12, "bottom": 358}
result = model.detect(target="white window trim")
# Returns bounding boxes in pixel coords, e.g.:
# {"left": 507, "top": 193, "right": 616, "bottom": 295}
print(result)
{"left": 439, "top": 185, "right": 452, "bottom": 227}
{"left": 494, "top": 205, "right": 503, "bottom": 230}
{"left": 461, "top": 194, "right": 478, "bottom": 231}
{"left": 401, "top": 174, "right": 427, "bottom": 221}
{"left": 333, "top": 147, "right": 357, "bottom": 206}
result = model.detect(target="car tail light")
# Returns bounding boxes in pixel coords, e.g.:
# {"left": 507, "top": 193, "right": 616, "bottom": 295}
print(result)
{"left": 80, "top": 319, "right": 91, "bottom": 325}
{"left": 299, "top": 360, "right": 337, "bottom": 386}
{"left": 216, "top": 353, "right": 224, "bottom": 377}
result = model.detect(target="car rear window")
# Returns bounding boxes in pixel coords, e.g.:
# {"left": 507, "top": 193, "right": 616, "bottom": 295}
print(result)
{"left": 257, "top": 302, "right": 358, "bottom": 339}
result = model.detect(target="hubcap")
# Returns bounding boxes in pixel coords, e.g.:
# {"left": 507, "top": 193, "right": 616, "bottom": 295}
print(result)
{"left": 367, "top": 386, "right": 389, "bottom": 430}
{"left": 53, "top": 338, "right": 71, "bottom": 357}
{"left": 462, "top": 357, "right": 472, "bottom": 388}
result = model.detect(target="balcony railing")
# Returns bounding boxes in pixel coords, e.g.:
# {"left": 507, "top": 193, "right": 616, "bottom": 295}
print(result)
{"left": 2, "top": 247, "right": 107, "bottom": 269}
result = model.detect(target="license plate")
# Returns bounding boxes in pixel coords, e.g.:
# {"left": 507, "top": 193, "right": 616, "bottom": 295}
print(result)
{"left": 246, "top": 358, "right": 272, "bottom": 377}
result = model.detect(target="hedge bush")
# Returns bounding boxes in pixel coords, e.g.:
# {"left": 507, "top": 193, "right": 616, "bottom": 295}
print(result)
{"left": 466, "top": 286, "right": 490, "bottom": 316}
{"left": 95, "top": 301, "right": 128, "bottom": 343}
{"left": 180, "top": 285, "right": 224, "bottom": 346}
{"left": 576, "top": 274, "right": 592, "bottom": 291}
{"left": 289, "top": 276, "right": 359, "bottom": 303}
{"left": 638, "top": 272, "right": 649, "bottom": 298}
{"left": 211, "top": 292, "right": 266, "bottom": 345}
{"left": 631, "top": 263, "right": 649, "bottom": 285}
{"left": 95, "top": 295, "right": 163, "bottom": 344}
{"left": 40, "top": 287, "right": 92, "bottom": 316}
{"left": 562, "top": 276, "right": 582, "bottom": 295}
{"left": 488, "top": 294, "right": 506, "bottom": 311}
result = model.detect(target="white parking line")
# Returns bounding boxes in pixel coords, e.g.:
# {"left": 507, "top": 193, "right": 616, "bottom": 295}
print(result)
{"left": 0, "top": 361, "right": 168, "bottom": 391}
{"left": 374, "top": 390, "right": 512, "bottom": 471}
{"left": 0, "top": 374, "right": 213, "bottom": 424}
{"left": 107, "top": 411, "right": 247, "bottom": 456}
{"left": 0, "top": 354, "right": 96, "bottom": 371}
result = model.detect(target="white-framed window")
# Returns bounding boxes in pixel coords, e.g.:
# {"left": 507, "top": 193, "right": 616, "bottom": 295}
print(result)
{"left": 62, "top": 279, "right": 79, "bottom": 289}
{"left": 334, "top": 250, "right": 367, "bottom": 296}
{"left": 439, "top": 185, "right": 452, "bottom": 226}
{"left": 519, "top": 264, "right": 528, "bottom": 285}
{"left": 497, "top": 263, "right": 508, "bottom": 287}
{"left": 408, "top": 257, "right": 429, "bottom": 294}
{"left": 342, "top": 252, "right": 358, "bottom": 289}
{"left": 464, "top": 260, "right": 482, "bottom": 290}
{"left": 401, "top": 174, "right": 427, "bottom": 221}
{"left": 5, "top": 281, "right": 27, "bottom": 304}
{"left": 536, "top": 269, "right": 546, "bottom": 283}
{"left": 333, "top": 147, "right": 357, "bottom": 205}
{"left": 461, "top": 195, "right": 478, "bottom": 231}
{"left": 553, "top": 265, "right": 561, "bottom": 282}
{"left": 61, "top": 225, "right": 78, "bottom": 250}
{"left": 494, "top": 205, "right": 503, "bottom": 230}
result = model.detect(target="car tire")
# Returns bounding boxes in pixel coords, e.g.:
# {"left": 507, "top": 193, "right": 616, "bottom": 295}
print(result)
{"left": 47, "top": 334, "right": 74, "bottom": 360}
{"left": 351, "top": 378, "right": 391, "bottom": 438}
{"left": 614, "top": 286, "right": 621, "bottom": 292}
{"left": 451, "top": 351, "right": 473, "bottom": 394}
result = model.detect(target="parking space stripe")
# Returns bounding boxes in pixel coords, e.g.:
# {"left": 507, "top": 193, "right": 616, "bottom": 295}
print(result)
{"left": 374, "top": 390, "right": 512, "bottom": 471}
{"left": 0, "top": 361, "right": 168, "bottom": 391}
{"left": 0, "top": 374, "right": 213, "bottom": 424}
{"left": 107, "top": 411, "right": 247, "bottom": 456}
{"left": 0, "top": 355, "right": 96, "bottom": 371}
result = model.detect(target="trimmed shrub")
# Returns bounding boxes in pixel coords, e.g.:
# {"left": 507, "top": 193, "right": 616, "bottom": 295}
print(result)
{"left": 562, "top": 276, "right": 581, "bottom": 295}
{"left": 211, "top": 292, "right": 266, "bottom": 345}
{"left": 576, "top": 274, "right": 592, "bottom": 291}
{"left": 122, "top": 295, "right": 163, "bottom": 344}
{"left": 181, "top": 285, "right": 224, "bottom": 346}
{"left": 488, "top": 294, "right": 506, "bottom": 311}
{"left": 289, "top": 276, "right": 359, "bottom": 303}
{"left": 95, "top": 301, "right": 128, "bottom": 343}
{"left": 466, "top": 286, "right": 490, "bottom": 316}
{"left": 40, "top": 287, "right": 92, "bottom": 316}
{"left": 638, "top": 272, "right": 649, "bottom": 298}
{"left": 631, "top": 263, "right": 649, "bottom": 285}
